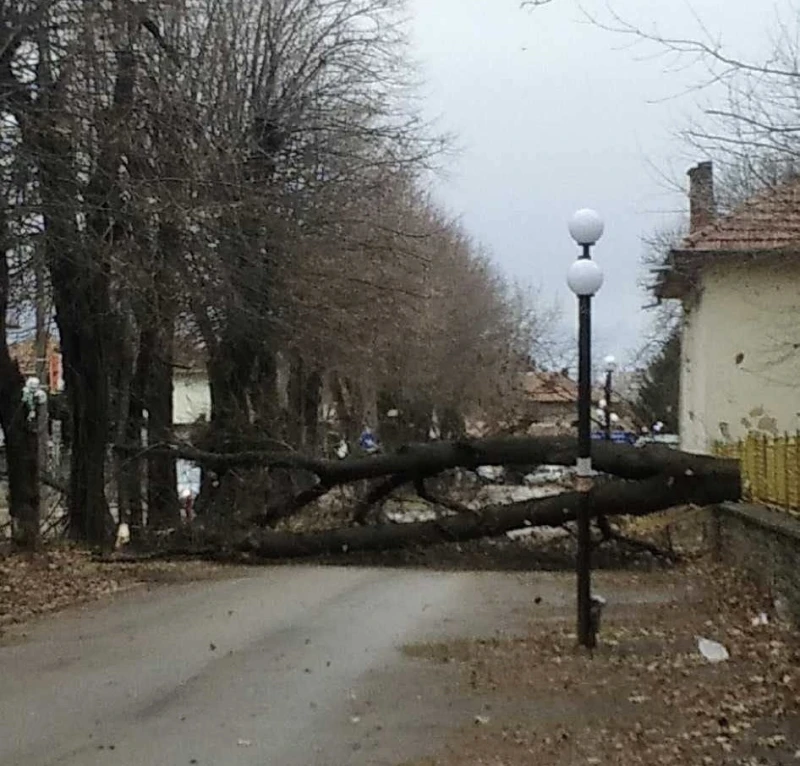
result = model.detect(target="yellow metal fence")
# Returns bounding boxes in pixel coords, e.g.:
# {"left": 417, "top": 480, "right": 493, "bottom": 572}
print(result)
{"left": 714, "top": 434, "right": 800, "bottom": 514}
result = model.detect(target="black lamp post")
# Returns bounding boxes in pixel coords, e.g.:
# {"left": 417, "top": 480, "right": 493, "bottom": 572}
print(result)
{"left": 567, "top": 208, "right": 604, "bottom": 649}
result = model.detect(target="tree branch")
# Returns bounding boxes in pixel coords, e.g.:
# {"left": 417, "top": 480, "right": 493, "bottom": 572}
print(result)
{"left": 230, "top": 472, "right": 738, "bottom": 560}
{"left": 117, "top": 436, "right": 739, "bottom": 487}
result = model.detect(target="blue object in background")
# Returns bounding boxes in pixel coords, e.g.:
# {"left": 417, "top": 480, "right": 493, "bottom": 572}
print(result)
{"left": 359, "top": 428, "right": 379, "bottom": 453}
{"left": 592, "top": 431, "right": 637, "bottom": 445}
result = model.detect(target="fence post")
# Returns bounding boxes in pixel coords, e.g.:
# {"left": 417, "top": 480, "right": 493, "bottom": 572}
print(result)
{"left": 796, "top": 430, "right": 800, "bottom": 512}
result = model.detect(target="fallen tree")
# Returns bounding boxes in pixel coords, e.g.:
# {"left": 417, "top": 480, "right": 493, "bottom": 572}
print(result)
{"left": 121, "top": 435, "right": 740, "bottom": 528}
{"left": 129, "top": 436, "right": 737, "bottom": 484}
{"left": 111, "top": 434, "right": 741, "bottom": 561}
{"left": 112, "top": 470, "right": 735, "bottom": 562}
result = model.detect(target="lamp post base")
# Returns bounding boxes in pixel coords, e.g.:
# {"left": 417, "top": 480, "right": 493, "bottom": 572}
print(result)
{"left": 576, "top": 482, "right": 594, "bottom": 649}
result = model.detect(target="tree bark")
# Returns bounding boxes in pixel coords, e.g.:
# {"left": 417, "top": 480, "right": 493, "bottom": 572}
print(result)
{"left": 286, "top": 352, "right": 305, "bottom": 448}
{"left": 0, "top": 240, "right": 39, "bottom": 548}
{"left": 124, "top": 329, "right": 148, "bottom": 537}
{"left": 234, "top": 473, "right": 738, "bottom": 559}
{"left": 331, "top": 374, "right": 362, "bottom": 445}
{"left": 22, "top": 46, "right": 138, "bottom": 546}
{"left": 133, "top": 435, "right": 739, "bottom": 488}
{"left": 303, "top": 367, "right": 322, "bottom": 454}
{"left": 143, "top": 237, "right": 179, "bottom": 529}
{"left": 59, "top": 320, "right": 113, "bottom": 544}
{"left": 145, "top": 327, "right": 179, "bottom": 528}
{"left": 111, "top": 309, "right": 134, "bottom": 530}
{"left": 207, "top": 333, "right": 255, "bottom": 442}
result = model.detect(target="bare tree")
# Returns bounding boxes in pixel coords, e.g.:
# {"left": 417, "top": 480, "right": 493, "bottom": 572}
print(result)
{"left": 0, "top": 0, "right": 559, "bottom": 544}
{"left": 589, "top": 3, "right": 800, "bottom": 194}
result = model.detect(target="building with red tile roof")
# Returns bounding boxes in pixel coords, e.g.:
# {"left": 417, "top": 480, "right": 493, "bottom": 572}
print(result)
{"left": 657, "top": 162, "right": 800, "bottom": 453}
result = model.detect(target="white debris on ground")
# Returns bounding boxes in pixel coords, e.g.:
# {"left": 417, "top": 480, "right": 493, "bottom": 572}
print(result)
{"left": 382, "top": 466, "right": 573, "bottom": 535}
{"left": 470, "top": 484, "right": 562, "bottom": 508}
{"left": 524, "top": 465, "right": 573, "bottom": 486}
{"left": 697, "top": 636, "right": 730, "bottom": 663}
{"left": 476, "top": 466, "right": 505, "bottom": 482}
{"left": 383, "top": 501, "right": 440, "bottom": 524}
{"left": 505, "top": 526, "right": 569, "bottom": 541}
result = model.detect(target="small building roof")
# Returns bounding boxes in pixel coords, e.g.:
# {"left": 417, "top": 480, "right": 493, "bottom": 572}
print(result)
{"left": 521, "top": 371, "right": 601, "bottom": 405}
{"left": 521, "top": 371, "right": 577, "bottom": 404}
{"left": 681, "top": 176, "right": 800, "bottom": 254}
{"left": 658, "top": 173, "right": 800, "bottom": 299}
{"left": 9, "top": 336, "right": 60, "bottom": 377}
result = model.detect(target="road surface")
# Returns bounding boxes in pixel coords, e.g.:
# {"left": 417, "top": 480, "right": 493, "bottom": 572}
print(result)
{"left": 0, "top": 565, "right": 575, "bottom": 766}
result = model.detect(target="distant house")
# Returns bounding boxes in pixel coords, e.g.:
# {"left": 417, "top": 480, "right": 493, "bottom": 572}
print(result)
{"left": 7, "top": 333, "right": 210, "bottom": 433}
{"left": 8, "top": 336, "right": 63, "bottom": 393}
{"left": 519, "top": 370, "right": 604, "bottom": 435}
{"left": 172, "top": 344, "right": 210, "bottom": 436}
{"left": 657, "top": 161, "right": 800, "bottom": 453}
{"left": 522, "top": 370, "right": 580, "bottom": 428}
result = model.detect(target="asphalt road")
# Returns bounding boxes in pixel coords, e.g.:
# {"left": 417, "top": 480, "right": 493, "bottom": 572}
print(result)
{"left": 0, "top": 565, "right": 567, "bottom": 766}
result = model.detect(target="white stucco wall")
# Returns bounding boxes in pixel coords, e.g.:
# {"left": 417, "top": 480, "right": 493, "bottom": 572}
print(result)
{"left": 679, "top": 258, "right": 800, "bottom": 454}
{"left": 173, "top": 374, "right": 211, "bottom": 426}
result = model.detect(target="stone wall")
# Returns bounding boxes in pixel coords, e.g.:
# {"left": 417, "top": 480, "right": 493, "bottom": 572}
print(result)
{"left": 712, "top": 503, "right": 800, "bottom": 625}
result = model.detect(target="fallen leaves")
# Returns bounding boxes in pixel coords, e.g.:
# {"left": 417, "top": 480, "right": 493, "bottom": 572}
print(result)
{"left": 404, "top": 561, "right": 800, "bottom": 766}
{"left": 0, "top": 547, "right": 124, "bottom": 628}
{"left": 0, "top": 545, "right": 232, "bottom": 632}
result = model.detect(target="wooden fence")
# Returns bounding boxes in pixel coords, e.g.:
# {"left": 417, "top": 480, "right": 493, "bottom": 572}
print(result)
{"left": 714, "top": 433, "right": 800, "bottom": 515}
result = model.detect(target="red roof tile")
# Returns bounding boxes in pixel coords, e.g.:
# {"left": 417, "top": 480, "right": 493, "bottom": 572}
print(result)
{"left": 682, "top": 177, "right": 800, "bottom": 253}
{"left": 521, "top": 371, "right": 577, "bottom": 404}
{"left": 9, "top": 336, "right": 59, "bottom": 377}
{"left": 521, "top": 371, "right": 601, "bottom": 405}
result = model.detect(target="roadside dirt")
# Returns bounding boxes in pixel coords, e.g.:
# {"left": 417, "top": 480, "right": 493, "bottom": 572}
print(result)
{"left": 0, "top": 545, "right": 240, "bottom": 631}
{"left": 400, "top": 561, "right": 800, "bottom": 766}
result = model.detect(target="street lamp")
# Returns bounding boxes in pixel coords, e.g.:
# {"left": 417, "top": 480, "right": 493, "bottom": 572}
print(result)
{"left": 603, "top": 355, "right": 616, "bottom": 440}
{"left": 567, "top": 208, "right": 604, "bottom": 649}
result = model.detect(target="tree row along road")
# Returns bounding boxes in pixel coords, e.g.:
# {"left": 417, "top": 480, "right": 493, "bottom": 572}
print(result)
{"left": 0, "top": 566, "right": 570, "bottom": 766}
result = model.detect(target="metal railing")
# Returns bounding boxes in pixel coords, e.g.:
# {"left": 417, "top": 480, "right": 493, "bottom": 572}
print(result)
{"left": 714, "top": 433, "right": 800, "bottom": 515}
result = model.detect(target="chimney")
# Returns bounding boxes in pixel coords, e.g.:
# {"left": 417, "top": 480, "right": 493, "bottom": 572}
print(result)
{"left": 688, "top": 161, "right": 715, "bottom": 233}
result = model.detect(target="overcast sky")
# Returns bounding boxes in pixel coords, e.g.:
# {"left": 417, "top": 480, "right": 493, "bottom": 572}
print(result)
{"left": 408, "top": 0, "right": 774, "bottom": 367}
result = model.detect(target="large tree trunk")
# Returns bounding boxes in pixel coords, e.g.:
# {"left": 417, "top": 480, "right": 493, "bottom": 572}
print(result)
{"left": 207, "top": 334, "right": 255, "bottom": 444}
{"left": 285, "top": 356, "right": 322, "bottom": 452}
{"left": 112, "top": 435, "right": 741, "bottom": 560}
{"left": 234, "top": 472, "right": 737, "bottom": 559}
{"left": 22, "top": 45, "right": 138, "bottom": 546}
{"left": 0, "top": 364, "right": 39, "bottom": 548}
{"left": 303, "top": 368, "right": 322, "bottom": 454}
{"left": 59, "top": 320, "right": 113, "bottom": 544}
{"left": 143, "top": 220, "right": 181, "bottom": 529}
{"left": 0, "top": 249, "right": 39, "bottom": 548}
{"left": 198, "top": 326, "right": 261, "bottom": 519}
{"left": 129, "top": 434, "right": 742, "bottom": 538}
{"left": 144, "top": 313, "right": 179, "bottom": 528}
{"left": 147, "top": 435, "right": 739, "bottom": 488}
{"left": 123, "top": 333, "right": 147, "bottom": 538}
{"left": 111, "top": 309, "right": 134, "bottom": 530}
{"left": 250, "top": 350, "right": 280, "bottom": 434}
{"left": 286, "top": 352, "right": 305, "bottom": 448}
{"left": 331, "top": 373, "right": 362, "bottom": 445}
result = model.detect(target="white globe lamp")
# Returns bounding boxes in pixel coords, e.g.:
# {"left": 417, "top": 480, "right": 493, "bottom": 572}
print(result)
{"left": 567, "top": 258, "right": 604, "bottom": 296}
{"left": 568, "top": 209, "right": 605, "bottom": 246}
